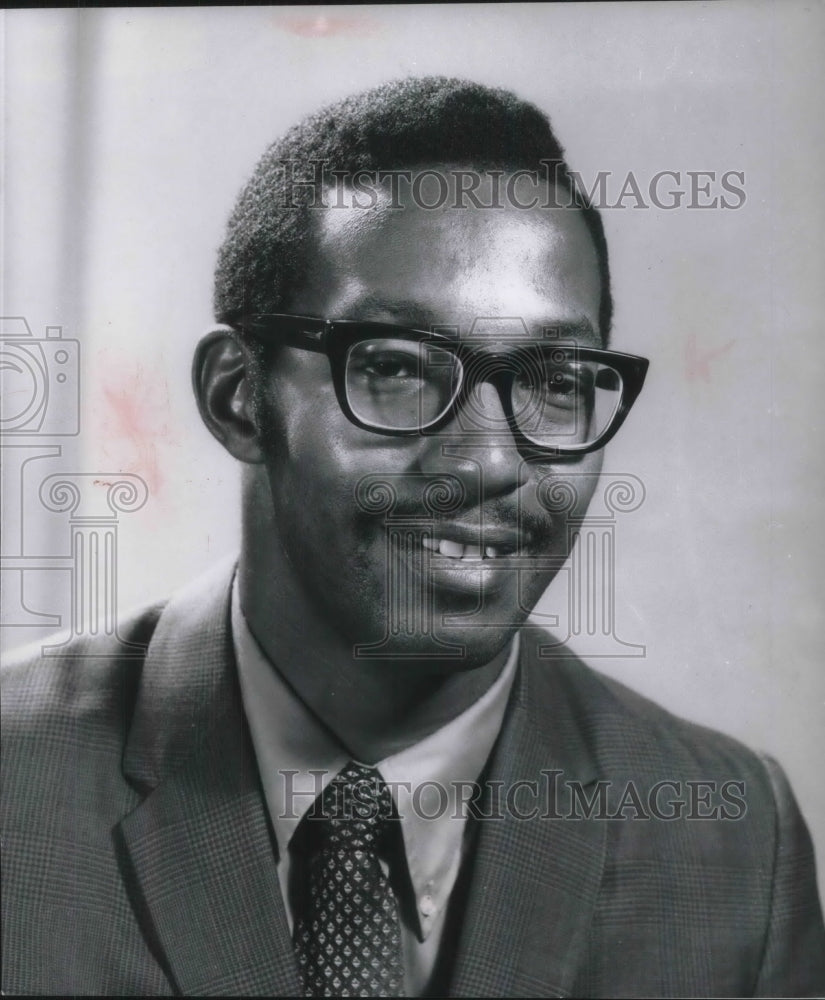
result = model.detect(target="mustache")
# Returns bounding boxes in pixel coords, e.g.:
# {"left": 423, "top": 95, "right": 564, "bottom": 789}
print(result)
{"left": 353, "top": 489, "right": 556, "bottom": 552}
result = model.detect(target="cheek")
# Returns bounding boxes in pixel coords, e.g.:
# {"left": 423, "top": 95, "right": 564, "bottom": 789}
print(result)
{"left": 259, "top": 358, "right": 335, "bottom": 459}
{"left": 259, "top": 370, "right": 425, "bottom": 538}
{"left": 570, "top": 451, "right": 605, "bottom": 513}
{"left": 527, "top": 450, "right": 604, "bottom": 542}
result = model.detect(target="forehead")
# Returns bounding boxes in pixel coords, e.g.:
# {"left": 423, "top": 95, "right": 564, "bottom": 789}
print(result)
{"left": 291, "top": 170, "right": 602, "bottom": 345}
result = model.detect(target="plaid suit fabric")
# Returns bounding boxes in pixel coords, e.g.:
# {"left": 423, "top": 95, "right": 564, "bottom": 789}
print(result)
{"left": 2, "top": 560, "right": 824, "bottom": 997}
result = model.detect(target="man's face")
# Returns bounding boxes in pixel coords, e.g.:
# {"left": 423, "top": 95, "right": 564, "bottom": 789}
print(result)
{"left": 252, "top": 171, "right": 603, "bottom": 669}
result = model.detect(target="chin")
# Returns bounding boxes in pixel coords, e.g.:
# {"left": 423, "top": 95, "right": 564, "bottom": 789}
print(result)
{"left": 344, "top": 611, "right": 522, "bottom": 673}
{"left": 321, "top": 552, "right": 534, "bottom": 669}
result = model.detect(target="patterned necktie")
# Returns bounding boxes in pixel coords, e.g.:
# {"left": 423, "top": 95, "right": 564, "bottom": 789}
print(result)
{"left": 293, "top": 760, "right": 405, "bottom": 998}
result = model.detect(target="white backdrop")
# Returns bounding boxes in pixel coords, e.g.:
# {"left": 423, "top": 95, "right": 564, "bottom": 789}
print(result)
{"left": 3, "top": 2, "right": 824, "bottom": 900}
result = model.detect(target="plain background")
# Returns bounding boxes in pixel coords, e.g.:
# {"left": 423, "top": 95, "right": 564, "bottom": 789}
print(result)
{"left": 3, "top": 2, "right": 824, "bottom": 904}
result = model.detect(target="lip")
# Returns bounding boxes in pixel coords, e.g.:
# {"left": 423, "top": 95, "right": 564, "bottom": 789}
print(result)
{"left": 389, "top": 525, "right": 527, "bottom": 598}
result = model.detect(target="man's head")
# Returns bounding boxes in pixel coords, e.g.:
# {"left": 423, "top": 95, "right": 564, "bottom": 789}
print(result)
{"left": 195, "top": 78, "right": 644, "bottom": 671}
{"left": 213, "top": 76, "right": 613, "bottom": 337}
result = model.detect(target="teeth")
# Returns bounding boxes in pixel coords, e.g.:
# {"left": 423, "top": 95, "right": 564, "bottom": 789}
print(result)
{"left": 439, "top": 539, "right": 465, "bottom": 558}
{"left": 423, "top": 537, "right": 506, "bottom": 560}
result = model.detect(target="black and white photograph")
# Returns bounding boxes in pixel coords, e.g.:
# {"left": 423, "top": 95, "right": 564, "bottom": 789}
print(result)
{"left": 2, "top": 3, "right": 824, "bottom": 996}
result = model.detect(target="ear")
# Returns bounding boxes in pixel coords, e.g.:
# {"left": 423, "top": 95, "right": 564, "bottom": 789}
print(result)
{"left": 192, "top": 327, "right": 264, "bottom": 464}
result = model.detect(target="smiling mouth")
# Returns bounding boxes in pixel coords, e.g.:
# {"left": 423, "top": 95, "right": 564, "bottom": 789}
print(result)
{"left": 420, "top": 535, "right": 519, "bottom": 561}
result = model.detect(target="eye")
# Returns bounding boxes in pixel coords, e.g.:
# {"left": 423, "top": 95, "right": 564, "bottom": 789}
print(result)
{"left": 512, "top": 361, "right": 597, "bottom": 415}
{"left": 547, "top": 363, "right": 596, "bottom": 394}
{"left": 361, "top": 351, "right": 419, "bottom": 379}
{"left": 517, "top": 364, "right": 589, "bottom": 394}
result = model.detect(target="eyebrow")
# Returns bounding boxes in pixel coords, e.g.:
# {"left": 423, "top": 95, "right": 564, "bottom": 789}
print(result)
{"left": 537, "top": 318, "right": 600, "bottom": 345}
{"left": 341, "top": 295, "right": 599, "bottom": 344}
{"left": 343, "top": 294, "right": 441, "bottom": 329}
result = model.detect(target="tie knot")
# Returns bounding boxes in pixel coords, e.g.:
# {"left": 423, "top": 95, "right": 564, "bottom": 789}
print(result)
{"left": 304, "top": 761, "right": 395, "bottom": 852}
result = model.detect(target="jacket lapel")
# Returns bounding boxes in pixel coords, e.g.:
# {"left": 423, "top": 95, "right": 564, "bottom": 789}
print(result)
{"left": 117, "top": 559, "right": 301, "bottom": 997}
{"left": 448, "top": 637, "right": 607, "bottom": 998}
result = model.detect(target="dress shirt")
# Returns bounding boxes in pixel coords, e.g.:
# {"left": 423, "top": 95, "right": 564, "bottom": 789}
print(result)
{"left": 231, "top": 578, "right": 518, "bottom": 997}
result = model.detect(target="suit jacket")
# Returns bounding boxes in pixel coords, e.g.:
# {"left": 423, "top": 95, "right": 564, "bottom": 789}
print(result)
{"left": 3, "top": 560, "right": 824, "bottom": 997}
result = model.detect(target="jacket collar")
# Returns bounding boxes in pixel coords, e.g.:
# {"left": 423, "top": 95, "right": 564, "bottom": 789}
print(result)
{"left": 119, "top": 558, "right": 302, "bottom": 996}
{"left": 122, "top": 556, "right": 239, "bottom": 790}
{"left": 447, "top": 632, "right": 606, "bottom": 998}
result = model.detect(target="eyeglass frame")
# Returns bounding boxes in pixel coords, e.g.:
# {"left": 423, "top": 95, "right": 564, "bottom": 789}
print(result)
{"left": 231, "top": 313, "right": 649, "bottom": 459}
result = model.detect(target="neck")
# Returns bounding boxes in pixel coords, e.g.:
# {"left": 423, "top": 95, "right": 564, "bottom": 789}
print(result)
{"left": 238, "top": 529, "right": 512, "bottom": 764}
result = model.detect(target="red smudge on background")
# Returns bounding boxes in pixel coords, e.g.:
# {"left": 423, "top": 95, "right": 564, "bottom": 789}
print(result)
{"left": 100, "top": 362, "right": 173, "bottom": 497}
{"left": 684, "top": 333, "right": 735, "bottom": 382}
{"left": 275, "top": 13, "right": 381, "bottom": 38}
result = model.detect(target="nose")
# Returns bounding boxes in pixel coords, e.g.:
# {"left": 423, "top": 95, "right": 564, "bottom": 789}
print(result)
{"left": 416, "top": 380, "right": 530, "bottom": 504}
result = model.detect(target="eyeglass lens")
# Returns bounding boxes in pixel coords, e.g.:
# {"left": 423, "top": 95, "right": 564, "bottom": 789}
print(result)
{"left": 344, "top": 338, "right": 622, "bottom": 446}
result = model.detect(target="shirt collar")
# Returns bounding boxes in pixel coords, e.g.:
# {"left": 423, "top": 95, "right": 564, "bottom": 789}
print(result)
{"left": 377, "top": 639, "right": 518, "bottom": 937}
{"left": 231, "top": 577, "right": 518, "bottom": 939}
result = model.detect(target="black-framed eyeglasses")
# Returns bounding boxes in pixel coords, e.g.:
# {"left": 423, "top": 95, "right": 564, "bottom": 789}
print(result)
{"left": 233, "top": 314, "right": 649, "bottom": 458}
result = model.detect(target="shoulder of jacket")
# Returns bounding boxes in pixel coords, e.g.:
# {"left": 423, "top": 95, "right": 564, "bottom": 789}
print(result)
{"left": 519, "top": 628, "right": 774, "bottom": 792}
{"left": 1, "top": 597, "right": 167, "bottom": 727}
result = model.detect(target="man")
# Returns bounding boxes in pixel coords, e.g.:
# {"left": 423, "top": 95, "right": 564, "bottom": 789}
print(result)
{"left": 2, "top": 77, "right": 824, "bottom": 997}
